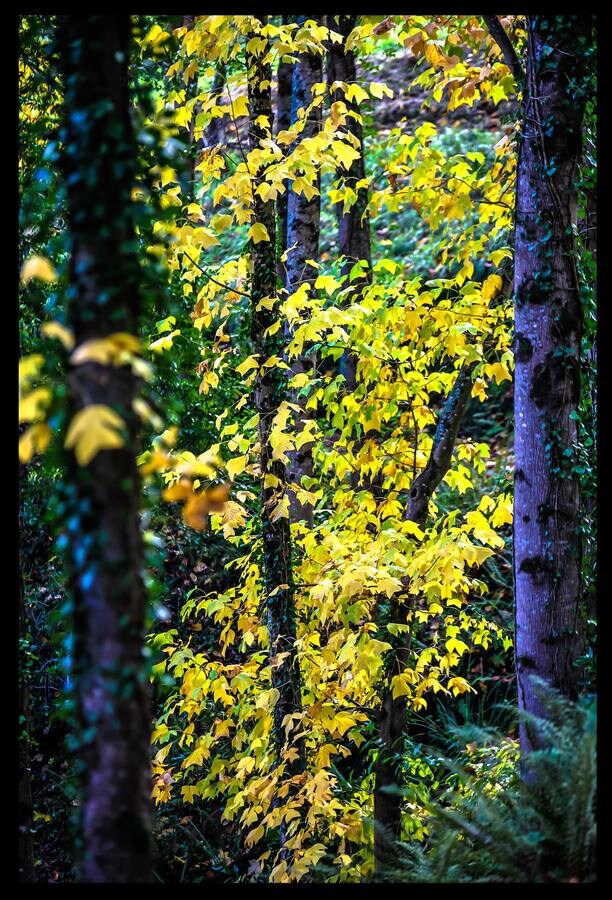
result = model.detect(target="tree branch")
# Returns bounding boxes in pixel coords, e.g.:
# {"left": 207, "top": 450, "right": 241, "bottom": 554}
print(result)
{"left": 483, "top": 15, "right": 524, "bottom": 84}
{"left": 406, "top": 366, "right": 474, "bottom": 525}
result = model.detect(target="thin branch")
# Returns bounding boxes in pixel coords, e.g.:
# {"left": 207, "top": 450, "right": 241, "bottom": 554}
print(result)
{"left": 483, "top": 15, "right": 524, "bottom": 83}
{"left": 183, "top": 251, "right": 251, "bottom": 299}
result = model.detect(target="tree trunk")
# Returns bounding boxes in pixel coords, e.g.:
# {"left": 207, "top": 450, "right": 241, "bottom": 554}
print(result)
{"left": 582, "top": 163, "right": 597, "bottom": 633}
{"left": 513, "top": 15, "right": 595, "bottom": 756}
{"left": 247, "top": 21, "right": 305, "bottom": 776}
{"left": 374, "top": 370, "right": 473, "bottom": 876}
{"left": 58, "top": 15, "right": 152, "bottom": 882}
{"left": 327, "top": 15, "right": 372, "bottom": 391}
{"left": 18, "top": 493, "right": 35, "bottom": 883}
{"left": 181, "top": 16, "right": 197, "bottom": 204}
{"left": 284, "top": 16, "right": 323, "bottom": 527}
{"left": 276, "top": 15, "right": 294, "bottom": 279}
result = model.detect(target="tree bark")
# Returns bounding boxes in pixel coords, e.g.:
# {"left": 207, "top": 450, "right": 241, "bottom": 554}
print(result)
{"left": 374, "top": 369, "right": 474, "bottom": 876}
{"left": 513, "top": 15, "right": 595, "bottom": 756}
{"left": 18, "top": 493, "right": 35, "bottom": 883}
{"left": 247, "top": 21, "right": 305, "bottom": 776}
{"left": 284, "top": 16, "right": 323, "bottom": 527}
{"left": 58, "top": 15, "right": 152, "bottom": 882}
{"left": 276, "top": 14, "right": 294, "bottom": 279}
{"left": 327, "top": 15, "right": 372, "bottom": 392}
{"left": 181, "top": 16, "right": 198, "bottom": 204}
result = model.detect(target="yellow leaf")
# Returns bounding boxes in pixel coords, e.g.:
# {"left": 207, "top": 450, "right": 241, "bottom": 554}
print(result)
{"left": 211, "top": 213, "right": 233, "bottom": 232}
{"left": 489, "top": 248, "right": 512, "bottom": 266}
{"left": 491, "top": 497, "right": 513, "bottom": 528}
{"left": 132, "top": 357, "right": 155, "bottom": 382}
{"left": 231, "top": 94, "right": 249, "bottom": 118}
{"left": 294, "top": 419, "right": 318, "bottom": 450}
{"left": 345, "top": 82, "right": 369, "bottom": 104}
{"left": 132, "top": 398, "right": 163, "bottom": 430}
{"left": 261, "top": 354, "right": 289, "bottom": 371}
{"left": 288, "top": 372, "right": 309, "bottom": 389}
{"left": 464, "top": 509, "right": 505, "bottom": 549}
{"left": 314, "top": 274, "right": 342, "bottom": 296}
{"left": 149, "top": 330, "right": 181, "bottom": 353}
{"left": 162, "top": 477, "right": 193, "bottom": 502}
{"left": 269, "top": 430, "right": 294, "bottom": 464}
{"left": 41, "top": 321, "right": 75, "bottom": 350}
{"left": 174, "top": 105, "right": 191, "bottom": 128}
{"left": 71, "top": 333, "right": 141, "bottom": 365}
{"left": 19, "top": 423, "right": 51, "bottom": 463}
{"left": 445, "top": 637, "right": 470, "bottom": 656}
{"left": 245, "top": 824, "right": 264, "bottom": 847}
{"left": 192, "top": 227, "right": 220, "bottom": 249}
{"left": 415, "top": 121, "right": 437, "bottom": 142}
{"left": 331, "top": 140, "right": 360, "bottom": 170}
{"left": 447, "top": 676, "right": 475, "bottom": 696}
{"left": 256, "top": 181, "right": 283, "bottom": 203}
{"left": 226, "top": 455, "right": 248, "bottom": 480}
{"left": 487, "top": 362, "right": 511, "bottom": 385}
{"left": 138, "top": 448, "right": 170, "bottom": 475}
{"left": 151, "top": 722, "right": 169, "bottom": 744}
{"left": 160, "top": 166, "right": 177, "bottom": 187}
{"left": 21, "top": 255, "right": 58, "bottom": 284}
{"left": 176, "top": 482, "right": 231, "bottom": 531}
{"left": 19, "top": 354, "right": 44, "bottom": 390}
{"left": 156, "top": 426, "right": 178, "bottom": 448}
{"left": 387, "top": 622, "right": 412, "bottom": 637}
{"left": 276, "top": 129, "right": 294, "bottom": 146}
{"left": 391, "top": 674, "right": 412, "bottom": 700}
{"left": 370, "top": 81, "right": 393, "bottom": 99}
{"left": 19, "top": 387, "right": 51, "bottom": 424}
{"left": 330, "top": 712, "right": 357, "bottom": 737}
{"left": 264, "top": 319, "right": 282, "bottom": 337}
{"left": 471, "top": 377, "right": 487, "bottom": 402}
{"left": 256, "top": 296, "right": 276, "bottom": 311}
{"left": 317, "top": 744, "right": 336, "bottom": 768}
{"left": 64, "top": 405, "right": 126, "bottom": 466}
{"left": 292, "top": 177, "right": 319, "bottom": 201}
{"left": 236, "top": 755, "right": 256, "bottom": 778}
{"left": 236, "top": 355, "right": 259, "bottom": 376}
{"left": 181, "top": 785, "right": 200, "bottom": 804}
{"left": 248, "top": 223, "right": 270, "bottom": 244}
{"left": 482, "top": 273, "right": 503, "bottom": 300}
{"left": 270, "top": 493, "right": 290, "bottom": 521}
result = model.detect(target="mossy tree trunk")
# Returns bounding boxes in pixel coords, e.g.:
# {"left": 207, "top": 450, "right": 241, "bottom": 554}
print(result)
{"left": 247, "top": 21, "right": 305, "bottom": 777}
{"left": 513, "top": 14, "right": 595, "bottom": 756}
{"left": 276, "top": 14, "right": 294, "bottom": 278}
{"left": 58, "top": 15, "right": 152, "bottom": 882}
{"left": 327, "top": 14, "right": 372, "bottom": 392}
{"left": 18, "top": 494, "right": 35, "bottom": 883}
{"left": 284, "top": 15, "right": 323, "bottom": 527}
